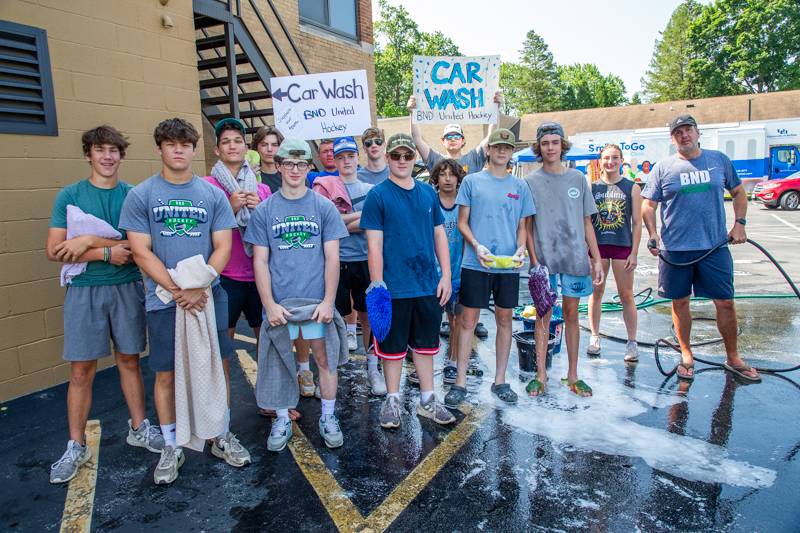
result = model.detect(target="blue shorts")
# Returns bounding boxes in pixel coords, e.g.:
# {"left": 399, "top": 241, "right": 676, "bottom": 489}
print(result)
{"left": 288, "top": 321, "right": 326, "bottom": 340}
{"left": 658, "top": 246, "right": 734, "bottom": 300}
{"left": 549, "top": 273, "right": 593, "bottom": 299}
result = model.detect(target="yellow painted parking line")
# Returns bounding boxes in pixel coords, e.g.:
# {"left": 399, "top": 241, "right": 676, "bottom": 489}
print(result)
{"left": 237, "top": 349, "right": 488, "bottom": 532}
{"left": 60, "top": 420, "right": 101, "bottom": 533}
{"left": 234, "top": 333, "right": 258, "bottom": 345}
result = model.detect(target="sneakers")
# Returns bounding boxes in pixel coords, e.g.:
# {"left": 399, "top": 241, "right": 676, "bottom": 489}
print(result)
{"left": 442, "top": 365, "right": 458, "bottom": 384}
{"left": 50, "top": 440, "right": 91, "bottom": 484}
{"left": 474, "top": 322, "right": 488, "bottom": 339}
{"left": 379, "top": 395, "right": 402, "bottom": 429}
{"left": 211, "top": 432, "right": 251, "bottom": 467}
{"left": 298, "top": 369, "right": 316, "bottom": 398}
{"left": 624, "top": 340, "right": 639, "bottom": 362}
{"left": 444, "top": 385, "right": 467, "bottom": 408}
{"left": 126, "top": 418, "right": 164, "bottom": 453}
{"left": 267, "top": 417, "right": 293, "bottom": 452}
{"left": 586, "top": 335, "right": 601, "bottom": 356}
{"left": 319, "top": 415, "right": 344, "bottom": 448}
{"left": 368, "top": 367, "right": 387, "bottom": 396}
{"left": 439, "top": 321, "right": 450, "bottom": 337}
{"left": 346, "top": 329, "right": 358, "bottom": 351}
{"left": 416, "top": 395, "right": 456, "bottom": 425}
{"left": 407, "top": 369, "right": 420, "bottom": 386}
{"left": 153, "top": 445, "right": 185, "bottom": 485}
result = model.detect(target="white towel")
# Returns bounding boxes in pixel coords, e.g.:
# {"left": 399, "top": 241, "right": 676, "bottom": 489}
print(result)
{"left": 157, "top": 255, "right": 228, "bottom": 452}
{"left": 60, "top": 205, "right": 121, "bottom": 286}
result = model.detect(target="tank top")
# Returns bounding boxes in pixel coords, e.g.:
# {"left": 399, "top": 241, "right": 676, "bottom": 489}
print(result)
{"left": 591, "top": 177, "right": 634, "bottom": 247}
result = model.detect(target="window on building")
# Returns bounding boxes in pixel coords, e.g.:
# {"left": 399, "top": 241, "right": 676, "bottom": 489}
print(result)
{"left": 0, "top": 20, "right": 58, "bottom": 136}
{"left": 725, "top": 140, "right": 735, "bottom": 158}
{"left": 299, "top": 0, "right": 358, "bottom": 40}
{"left": 747, "top": 139, "right": 757, "bottom": 160}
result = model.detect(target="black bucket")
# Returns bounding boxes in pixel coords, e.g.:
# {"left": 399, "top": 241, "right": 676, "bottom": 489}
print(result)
{"left": 513, "top": 330, "right": 555, "bottom": 373}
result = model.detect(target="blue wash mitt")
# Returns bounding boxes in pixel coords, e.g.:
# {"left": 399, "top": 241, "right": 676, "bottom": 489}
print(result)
{"left": 366, "top": 281, "right": 392, "bottom": 342}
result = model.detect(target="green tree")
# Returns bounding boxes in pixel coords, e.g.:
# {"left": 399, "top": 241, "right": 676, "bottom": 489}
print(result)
{"left": 498, "top": 62, "right": 528, "bottom": 115}
{"left": 373, "top": 0, "right": 460, "bottom": 117}
{"left": 556, "top": 63, "right": 627, "bottom": 110}
{"left": 629, "top": 92, "right": 643, "bottom": 105}
{"left": 641, "top": 0, "right": 703, "bottom": 102}
{"left": 517, "top": 30, "right": 560, "bottom": 112}
{"left": 687, "top": 0, "right": 800, "bottom": 96}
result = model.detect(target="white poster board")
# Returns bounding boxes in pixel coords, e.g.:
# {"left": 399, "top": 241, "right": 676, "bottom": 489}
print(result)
{"left": 270, "top": 69, "right": 371, "bottom": 140}
{"left": 412, "top": 55, "right": 500, "bottom": 125}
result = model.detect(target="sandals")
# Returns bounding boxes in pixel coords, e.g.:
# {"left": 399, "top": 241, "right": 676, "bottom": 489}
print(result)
{"left": 723, "top": 363, "right": 762, "bottom": 383}
{"left": 676, "top": 362, "right": 695, "bottom": 381}
{"left": 525, "top": 378, "right": 546, "bottom": 397}
{"left": 561, "top": 378, "right": 593, "bottom": 397}
{"left": 491, "top": 383, "right": 518, "bottom": 404}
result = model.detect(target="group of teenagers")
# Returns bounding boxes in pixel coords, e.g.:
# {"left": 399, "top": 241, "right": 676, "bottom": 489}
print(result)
{"left": 46, "top": 94, "right": 762, "bottom": 487}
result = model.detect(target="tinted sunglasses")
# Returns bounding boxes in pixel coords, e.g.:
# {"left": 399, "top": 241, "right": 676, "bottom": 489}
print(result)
{"left": 388, "top": 152, "right": 415, "bottom": 161}
{"left": 444, "top": 134, "right": 464, "bottom": 141}
{"left": 364, "top": 138, "right": 384, "bottom": 147}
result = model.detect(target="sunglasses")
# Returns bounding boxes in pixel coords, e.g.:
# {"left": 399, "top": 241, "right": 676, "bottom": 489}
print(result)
{"left": 444, "top": 134, "right": 464, "bottom": 141}
{"left": 389, "top": 152, "right": 415, "bottom": 161}
{"left": 280, "top": 161, "right": 309, "bottom": 170}
{"left": 364, "top": 138, "right": 384, "bottom": 148}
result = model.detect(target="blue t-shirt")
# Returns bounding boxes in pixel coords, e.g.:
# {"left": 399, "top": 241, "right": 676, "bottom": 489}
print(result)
{"left": 438, "top": 199, "right": 463, "bottom": 283}
{"left": 360, "top": 179, "right": 445, "bottom": 298}
{"left": 340, "top": 180, "right": 373, "bottom": 261}
{"left": 456, "top": 170, "right": 536, "bottom": 273}
{"left": 641, "top": 150, "right": 740, "bottom": 251}
{"left": 118, "top": 174, "right": 237, "bottom": 311}
{"left": 307, "top": 170, "right": 337, "bottom": 187}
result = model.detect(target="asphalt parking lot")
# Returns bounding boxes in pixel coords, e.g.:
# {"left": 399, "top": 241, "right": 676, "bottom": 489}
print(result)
{"left": 1, "top": 201, "right": 799, "bottom": 532}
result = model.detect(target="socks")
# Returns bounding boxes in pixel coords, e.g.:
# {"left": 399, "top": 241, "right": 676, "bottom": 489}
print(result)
{"left": 321, "top": 398, "right": 336, "bottom": 416}
{"left": 367, "top": 353, "right": 379, "bottom": 371}
{"left": 276, "top": 408, "right": 289, "bottom": 421}
{"left": 388, "top": 392, "right": 401, "bottom": 401}
{"left": 161, "top": 423, "right": 177, "bottom": 448}
{"left": 420, "top": 390, "right": 434, "bottom": 404}
{"left": 297, "top": 361, "right": 310, "bottom": 373}
{"left": 346, "top": 323, "right": 356, "bottom": 334}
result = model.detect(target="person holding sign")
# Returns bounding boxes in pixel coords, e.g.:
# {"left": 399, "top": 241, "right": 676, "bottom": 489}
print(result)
{"left": 444, "top": 129, "right": 535, "bottom": 408}
{"left": 360, "top": 133, "right": 456, "bottom": 430}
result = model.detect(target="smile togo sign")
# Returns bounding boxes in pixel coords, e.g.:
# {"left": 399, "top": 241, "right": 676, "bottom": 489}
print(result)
{"left": 270, "top": 69, "right": 371, "bottom": 141}
{"left": 412, "top": 55, "right": 500, "bottom": 125}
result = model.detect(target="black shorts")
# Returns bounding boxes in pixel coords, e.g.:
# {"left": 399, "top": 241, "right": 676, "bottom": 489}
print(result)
{"left": 658, "top": 246, "right": 734, "bottom": 300}
{"left": 374, "top": 295, "right": 441, "bottom": 360}
{"left": 335, "top": 260, "right": 370, "bottom": 316}
{"left": 220, "top": 276, "right": 263, "bottom": 328}
{"left": 459, "top": 268, "right": 520, "bottom": 309}
{"left": 146, "top": 284, "right": 233, "bottom": 372}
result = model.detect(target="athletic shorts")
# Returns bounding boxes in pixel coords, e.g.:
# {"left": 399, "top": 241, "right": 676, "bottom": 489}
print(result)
{"left": 63, "top": 280, "right": 147, "bottom": 361}
{"left": 549, "top": 273, "right": 593, "bottom": 299}
{"left": 596, "top": 244, "right": 632, "bottom": 261}
{"left": 459, "top": 268, "right": 520, "bottom": 309}
{"left": 288, "top": 321, "right": 325, "bottom": 340}
{"left": 220, "top": 276, "right": 263, "bottom": 329}
{"left": 335, "top": 260, "right": 370, "bottom": 316}
{"left": 374, "top": 295, "right": 441, "bottom": 360}
{"left": 658, "top": 246, "right": 734, "bottom": 300}
{"left": 146, "top": 284, "right": 233, "bottom": 372}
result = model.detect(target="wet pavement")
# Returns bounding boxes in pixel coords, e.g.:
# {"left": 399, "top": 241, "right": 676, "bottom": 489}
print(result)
{"left": 2, "top": 204, "right": 800, "bottom": 532}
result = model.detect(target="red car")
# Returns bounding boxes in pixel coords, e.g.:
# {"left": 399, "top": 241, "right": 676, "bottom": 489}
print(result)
{"left": 753, "top": 171, "right": 800, "bottom": 210}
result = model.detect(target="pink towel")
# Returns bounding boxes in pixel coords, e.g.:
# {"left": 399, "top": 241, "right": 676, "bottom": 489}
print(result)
{"left": 313, "top": 175, "right": 352, "bottom": 214}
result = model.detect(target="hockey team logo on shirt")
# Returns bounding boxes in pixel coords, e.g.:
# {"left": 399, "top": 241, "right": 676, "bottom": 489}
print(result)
{"left": 679, "top": 170, "right": 711, "bottom": 193}
{"left": 273, "top": 215, "right": 320, "bottom": 250}
{"left": 153, "top": 199, "right": 207, "bottom": 237}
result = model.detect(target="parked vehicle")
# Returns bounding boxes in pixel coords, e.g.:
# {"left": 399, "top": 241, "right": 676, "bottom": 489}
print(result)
{"left": 752, "top": 171, "right": 800, "bottom": 210}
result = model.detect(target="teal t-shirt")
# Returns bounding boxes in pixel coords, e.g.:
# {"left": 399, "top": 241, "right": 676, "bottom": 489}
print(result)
{"left": 49, "top": 179, "right": 141, "bottom": 287}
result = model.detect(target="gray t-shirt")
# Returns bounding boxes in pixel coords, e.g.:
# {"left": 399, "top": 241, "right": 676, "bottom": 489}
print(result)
{"left": 456, "top": 170, "right": 536, "bottom": 273}
{"left": 243, "top": 189, "right": 347, "bottom": 304}
{"left": 426, "top": 146, "right": 486, "bottom": 174}
{"left": 118, "top": 174, "right": 237, "bottom": 311}
{"left": 525, "top": 168, "right": 597, "bottom": 276}
{"left": 357, "top": 165, "right": 389, "bottom": 185}
{"left": 641, "top": 150, "right": 740, "bottom": 251}
{"left": 341, "top": 179, "right": 373, "bottom": 261}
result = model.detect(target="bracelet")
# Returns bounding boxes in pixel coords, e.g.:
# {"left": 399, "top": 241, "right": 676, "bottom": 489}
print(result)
{"left": 103, "top": 247, "right": 111, "bottom": 262}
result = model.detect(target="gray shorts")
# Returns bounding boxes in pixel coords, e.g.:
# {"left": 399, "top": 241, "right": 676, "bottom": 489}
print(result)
{"left": 63, "top": 280, "right": 147, "bottom": 361}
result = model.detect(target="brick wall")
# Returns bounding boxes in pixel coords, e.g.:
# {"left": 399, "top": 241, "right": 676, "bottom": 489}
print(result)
{"left": 0, "top": 0, "right": 206, "bottom": 401}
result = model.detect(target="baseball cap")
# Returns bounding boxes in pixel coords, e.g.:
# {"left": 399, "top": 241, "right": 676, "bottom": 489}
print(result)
{"left": 442, "top": 124, "right": 463, "bottom": 138}
{"left": 385, "top": 133, "right": 416, "bottom": 154}
{"left": 487, "top": 128, "right": 516, "bottom": 147}
{"left": 333, "top": 136, "right": 358, "bottom": 156}
{"left": 276, "top": 138, "right": 312, "bottom": 160}
{"left": 214, "top": 117, "right": 246, "bottom": 139}
{"left": 536, "top": 122, "right": 565, "bottom": 142}
{"left": 669, "top": 114, "right": 698, "bottom": 134}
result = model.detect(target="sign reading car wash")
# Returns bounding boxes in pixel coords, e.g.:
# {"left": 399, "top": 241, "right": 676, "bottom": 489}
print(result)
{"left": 269, "top": 69, "right": 371, "bottom": 140}
{"left": 412, "top": 55, "right": 500, "bottom": 125}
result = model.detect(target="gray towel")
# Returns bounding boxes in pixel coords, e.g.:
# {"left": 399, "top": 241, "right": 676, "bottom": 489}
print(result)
{"left": 255, "top": 298, "right": 348, "bottom": 410}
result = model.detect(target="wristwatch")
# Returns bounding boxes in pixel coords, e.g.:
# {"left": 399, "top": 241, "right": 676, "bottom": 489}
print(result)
{"left": 735, "top": 218, "right": 747, "bottom": 226}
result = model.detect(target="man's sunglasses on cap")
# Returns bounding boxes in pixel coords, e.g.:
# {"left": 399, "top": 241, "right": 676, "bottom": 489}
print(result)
{"left": 389, "top": 152, "right": 415, "bottom": 161}
{"left": 364, "top": 138, "right": 384, "bottom": 148}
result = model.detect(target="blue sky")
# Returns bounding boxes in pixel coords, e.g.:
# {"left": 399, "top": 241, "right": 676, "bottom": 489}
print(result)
{"left": 373, "top": 0, "right": 709, "bottom": 98}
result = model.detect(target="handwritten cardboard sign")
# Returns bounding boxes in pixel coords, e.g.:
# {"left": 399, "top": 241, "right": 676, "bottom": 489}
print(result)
{"left": 412, "top": 55, "right": 500, "bottom": 125}
{"left": 270, "top": 69, "right": 371, "bottom": 140}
